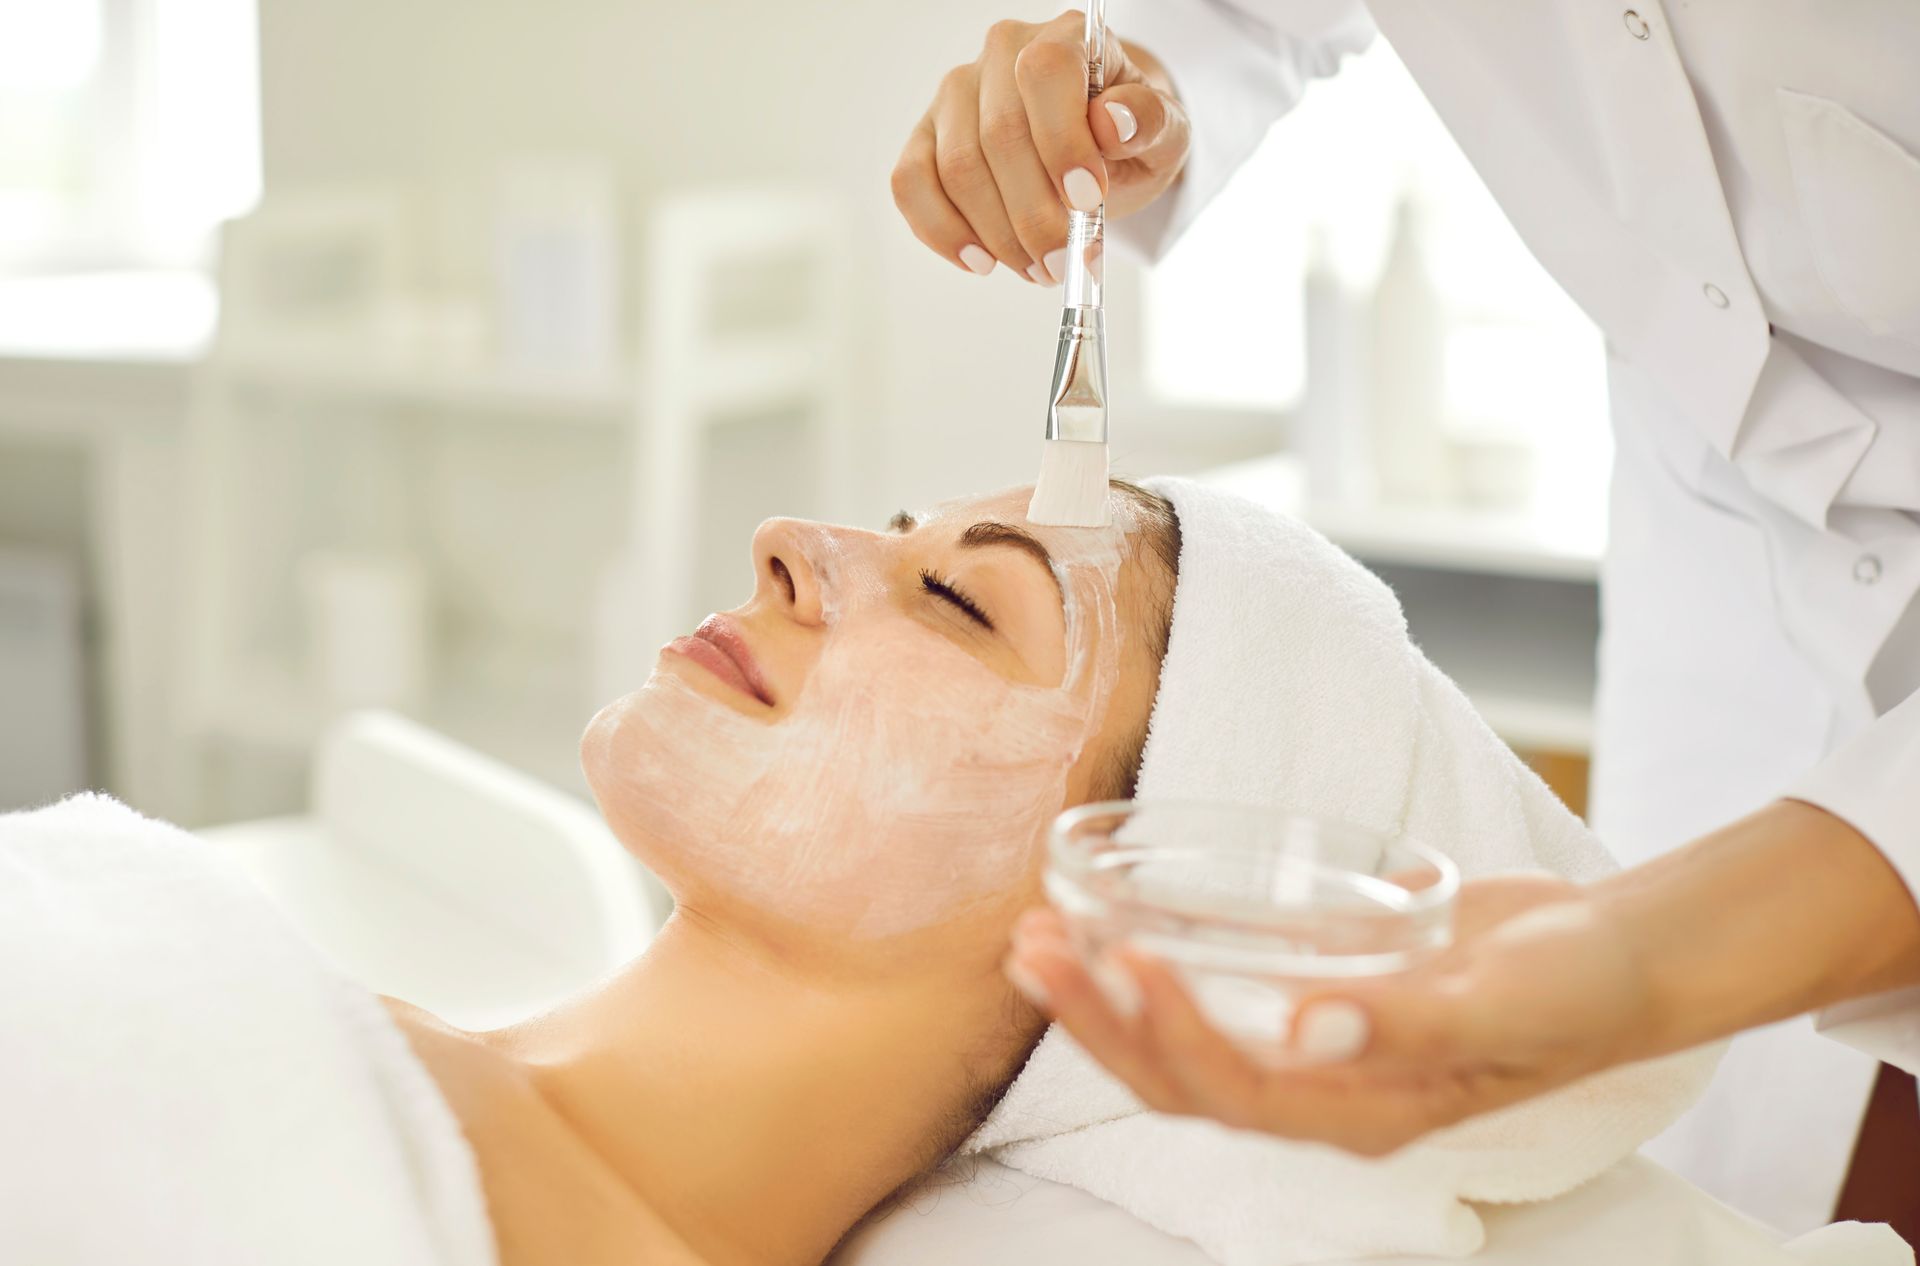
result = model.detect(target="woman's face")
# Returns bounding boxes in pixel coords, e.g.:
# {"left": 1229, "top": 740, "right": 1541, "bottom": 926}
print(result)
{"left": 582, "top": 486, "right": 1163, "bottom": 961}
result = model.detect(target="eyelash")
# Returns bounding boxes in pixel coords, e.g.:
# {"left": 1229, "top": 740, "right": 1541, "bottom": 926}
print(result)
{"left": 919, "top": 569, "right": 994, "bottom": 631}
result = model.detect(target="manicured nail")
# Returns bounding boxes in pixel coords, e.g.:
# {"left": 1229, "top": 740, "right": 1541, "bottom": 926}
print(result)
{"left": 1062, "top": 167, "right": 1102, "bottom": 212}
{"left": 1294, "top": 1001, "right": 1369, "bottom": 1063}
{"left": 1005, "top": 956, "right": 1051, "bottom": 1007}
{"left": 1105, "top": 102, "right": 1138, "bottom": 143}
{"left": 1044, "top": 247, "right": 1067, "bottom": 284}
{"left": 959, "top": 244, "right": 996, "bottom": 275}
{"left": 1026, "top": 261, "right": 1051, "bottom": 285}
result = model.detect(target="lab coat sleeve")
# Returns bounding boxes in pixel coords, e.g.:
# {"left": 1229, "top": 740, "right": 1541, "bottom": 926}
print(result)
{"left": 1789, "top": 687, "right": 1920, "bottom": 1076}
{"left": 1108, "top": 0, "right": 1377, "bottom": 260}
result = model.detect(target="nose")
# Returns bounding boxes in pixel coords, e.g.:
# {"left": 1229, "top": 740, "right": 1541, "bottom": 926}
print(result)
{"left": 752, "top": 517, "right": 828, "bottom": 627}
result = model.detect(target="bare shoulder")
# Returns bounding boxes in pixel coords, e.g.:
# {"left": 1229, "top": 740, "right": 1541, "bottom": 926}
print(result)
{"left": 381, "top": 999, "right": 710, "bottom": 1266}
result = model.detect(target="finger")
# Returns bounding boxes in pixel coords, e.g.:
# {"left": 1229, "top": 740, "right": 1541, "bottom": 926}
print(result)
{"left": 1021, "top": 937, "right": 1465, "bottom": 1153}
{"left": 1014, "top": 14, "right": 1108, "bottom": 213}
{"left": 1112, "top": 949, "right": 1442, "bottom": 1149}
{"left": 1008, "top": 914, "right": 1076, "bottom": 979}
{"left": 932, "top": 65, "right": 1035, "bottom": 279}
{"left": 1088, "top": 81, "right": 1182, "bottom": 165}
{"left": 1288, "top": 978, "right": 1477, "bottom": 1074}
{"left": 1120, "top": 948, "right": 1268, "bottom": 1129}
{"left": 1293, "top": 890, "right": 1611, "bottom": 1073}
{"left": 978, "top": 39, "right": 1069, "bottom": 282}
{"left": 1013, "top": 904, "right": 1071, "bottom": 946}
{"left": 1012, "top": 940, "right": 1190, "bottom": 1113}
{"left": 891, "top": 119, "right": 1000, "bottom": 276}
{"left": 1114, "top": 955, "right": 1456, "bottom": 1150}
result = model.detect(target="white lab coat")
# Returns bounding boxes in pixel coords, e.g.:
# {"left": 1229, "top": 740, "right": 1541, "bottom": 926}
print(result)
{"left": 1110, "top": 0, "right": 1920, "bottom": 1234}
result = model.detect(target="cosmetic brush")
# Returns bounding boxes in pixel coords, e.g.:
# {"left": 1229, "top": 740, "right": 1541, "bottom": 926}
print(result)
{"left": 1027, "top": 0, "right": 1111, "bottom": 528}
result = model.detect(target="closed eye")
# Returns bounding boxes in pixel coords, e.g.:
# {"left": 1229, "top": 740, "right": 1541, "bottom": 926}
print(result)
{"left": 919, "top": 569, "right": 994, "bottom": 631}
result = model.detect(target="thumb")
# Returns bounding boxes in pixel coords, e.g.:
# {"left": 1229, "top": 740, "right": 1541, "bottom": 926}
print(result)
{"left": 1089, "top": 81, "right": 1187, "bottom": 166}
{"left": 1288, "top": 971, "right": 1490, "bottom": 1070}
{"left": 1290, "top": 899, "right": 1609, "bottom": 1071}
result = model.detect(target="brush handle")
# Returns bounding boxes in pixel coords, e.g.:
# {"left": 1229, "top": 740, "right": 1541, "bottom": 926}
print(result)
{"left": 1084, "top": 0, "right": 1107, "bottom": 94}
{"left": 1061, "top": 210, "right": 1103, "bottom": 310}
{"left": 1063, "top": 0, "right": 1107, "bottom": 311}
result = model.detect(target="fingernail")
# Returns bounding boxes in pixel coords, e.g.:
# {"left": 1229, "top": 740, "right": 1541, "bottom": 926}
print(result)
{"left": 1062, "top": 167, "right": 1102, "bottom": 212}
{"left": 1105, "top": 102, "right": 1138, "bottom": 143}
{"left": 1093, "top": 952, "right": 1142, "bottom": 1018}
{"left": 1295, "top": 1001, "right": 1369, "bottom": 1063}
{"left": 1043, "top": 247, "right": 1067, "bottom": 283}
{"left": 1005, "top": 957, "right": 1051, "bottom": 1008}
{"left": 1026, "top": 261, "right": 1051, "bottom": 285}
{"left": 959, "top": 244, "right": 996, "bottom": 276}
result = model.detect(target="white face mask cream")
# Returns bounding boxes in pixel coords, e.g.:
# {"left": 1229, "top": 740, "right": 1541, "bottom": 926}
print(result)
{"left": 583, "top": 488, "right": 1138, "bottom": 939}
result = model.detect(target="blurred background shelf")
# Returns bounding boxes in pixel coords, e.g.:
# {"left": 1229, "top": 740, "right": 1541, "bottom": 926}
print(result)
{"left": 0, "top": 1, "right": 1613, "bottom": 827}
{"left": 1203, "top": 453, "right": 1602, "bottom": 584}
{"left": 1198, "top": 453, "right": 1602, "bottom": 797}
{"left": 215, "top": 349, "right": 638, "bottom": 419}
{"left": 208, "top": 332, "right": 835, "bottom": 422}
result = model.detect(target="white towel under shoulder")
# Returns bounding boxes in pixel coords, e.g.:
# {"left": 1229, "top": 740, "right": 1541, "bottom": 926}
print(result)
{"left": 0, "top": 793, "right": 495, "bottom": 1266}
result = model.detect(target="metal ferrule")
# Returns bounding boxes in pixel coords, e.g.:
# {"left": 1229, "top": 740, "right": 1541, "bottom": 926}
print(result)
{"left": 1044, "top": 305, "right": 1108, "bottom": 444}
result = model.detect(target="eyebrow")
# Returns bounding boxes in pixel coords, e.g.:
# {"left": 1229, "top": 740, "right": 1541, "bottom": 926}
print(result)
{"left": 888, "top": 511, "right": 1064, "bottom": 603}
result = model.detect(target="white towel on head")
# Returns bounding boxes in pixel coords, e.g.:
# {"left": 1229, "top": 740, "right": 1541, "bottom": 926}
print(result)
{"left": 963, "top": 477, "right": 1719, "bottom": 1264}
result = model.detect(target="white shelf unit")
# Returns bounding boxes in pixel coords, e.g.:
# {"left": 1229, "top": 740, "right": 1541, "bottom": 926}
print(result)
{"left": 173, "top": 188, "right": 851, "bottom": 820}
{"left": 0, "top": 276, "right": 209, "bottom": 819}
{"left": 1198, "top": 453, "right": 1604, "bottom": 754}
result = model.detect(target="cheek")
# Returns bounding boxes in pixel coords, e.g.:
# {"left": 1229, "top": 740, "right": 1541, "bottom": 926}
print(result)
{"left": 742, "top": 628, "right": 1090, "bottom": 932}
{"left": 584, "top": 673, "right": 767, "bottom": 840}
{"left": 586, "top": 623, "right": 1096, "bottom": 939}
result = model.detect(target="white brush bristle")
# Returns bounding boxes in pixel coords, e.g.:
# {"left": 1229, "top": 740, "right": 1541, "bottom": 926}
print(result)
{"left": 1027, "top": 439, "right": 1111, "bottom": 527}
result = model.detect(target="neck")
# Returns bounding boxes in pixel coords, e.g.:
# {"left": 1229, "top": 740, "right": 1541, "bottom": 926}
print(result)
{"left": 489, "top": 907, "right": 1028, "bottom": 1266}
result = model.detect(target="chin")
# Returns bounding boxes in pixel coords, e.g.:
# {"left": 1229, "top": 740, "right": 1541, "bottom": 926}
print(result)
{"left": 577, "top": 684, "right": 725, "bottom": 888}
{"left": 579, "top": 693, "right": 628, "bottom": 794}
{"left": 579, "top": 692, "right": 660, "bottom": 856}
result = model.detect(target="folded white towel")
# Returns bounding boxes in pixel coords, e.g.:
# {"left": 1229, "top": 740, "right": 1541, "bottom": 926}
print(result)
{"left": 0, "top": 793, "right": 496, "bottom": 1266}
{"left": 965, "top": 477, "right": 1719, "bottom": 1264}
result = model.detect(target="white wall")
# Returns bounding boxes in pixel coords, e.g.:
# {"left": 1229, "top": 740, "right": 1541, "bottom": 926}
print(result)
{"left": 255, "top": 0, "right": 1274, "bottom": 530}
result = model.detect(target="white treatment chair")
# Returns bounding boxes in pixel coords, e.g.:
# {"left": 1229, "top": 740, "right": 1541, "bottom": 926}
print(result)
{"left": 200, "top": 710, "right": 669, "bottom": 1030}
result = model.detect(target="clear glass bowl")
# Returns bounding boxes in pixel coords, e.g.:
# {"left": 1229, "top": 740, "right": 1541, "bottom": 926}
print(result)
{"left": 1046, "top": 800, "right": 1458, "bottom": 1061}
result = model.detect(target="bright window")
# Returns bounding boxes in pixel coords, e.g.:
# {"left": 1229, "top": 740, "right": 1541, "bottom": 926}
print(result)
{"left": 1143, "top": 38, "right": 1609, "bottom": 509}
{"left": 0, "top": 0, "right": 261, "bottom": 272}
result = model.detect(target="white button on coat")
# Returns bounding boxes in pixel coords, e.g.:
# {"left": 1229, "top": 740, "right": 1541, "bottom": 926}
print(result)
{"left": 1112, "top": 0, "right": 1920, "bottom": 1235}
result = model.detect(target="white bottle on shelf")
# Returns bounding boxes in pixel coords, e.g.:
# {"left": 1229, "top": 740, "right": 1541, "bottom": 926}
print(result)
{"left": 1366, "top": 192, "right": 1448, "bottom": 505}
{"left": 492, "top": 157, "right": 622, "bottom": 377}
{"left": 1299, "top": 224, "right": 1375, "bottom": 508}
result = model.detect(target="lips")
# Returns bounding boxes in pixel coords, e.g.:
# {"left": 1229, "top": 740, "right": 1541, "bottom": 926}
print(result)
{"left": 664, "top": 614, "right": 775, "bottom": 707}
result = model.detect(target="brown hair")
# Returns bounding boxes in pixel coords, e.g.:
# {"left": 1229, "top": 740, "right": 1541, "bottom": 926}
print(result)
{"left": 1092, "top": 478, "right": 1182, "bottom": 801}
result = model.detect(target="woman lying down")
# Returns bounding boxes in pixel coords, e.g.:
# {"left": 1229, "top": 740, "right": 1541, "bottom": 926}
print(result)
{"left": 0, "top": 478, "right": 1717, "bottom": 1266}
